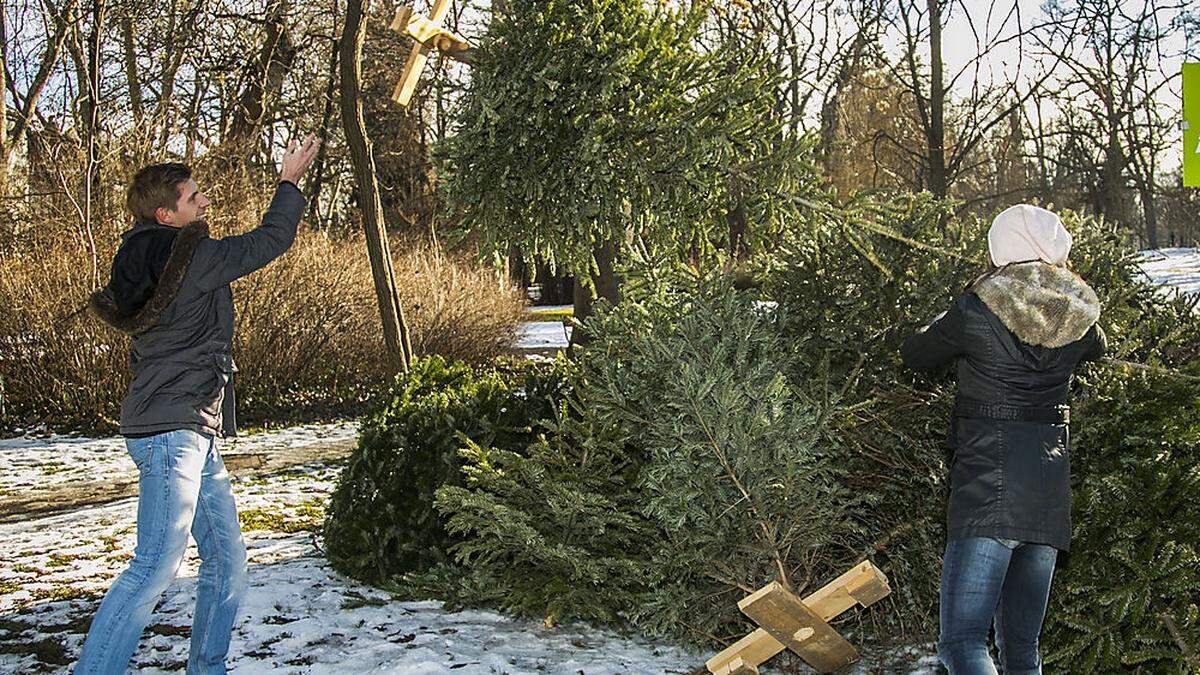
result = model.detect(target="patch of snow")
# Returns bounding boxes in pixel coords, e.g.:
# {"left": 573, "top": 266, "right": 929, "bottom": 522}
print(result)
{"left": 515, "top": 322, "right": 572, "bottom": 351}
{"left": 0, "top": 421, "right": 359, "bottom": 495}
{"left": 1137, "top": 247, "right": 1200, "bottom": 300}
{"left": 0, "top": 458, "right": 705, "bottom": 674}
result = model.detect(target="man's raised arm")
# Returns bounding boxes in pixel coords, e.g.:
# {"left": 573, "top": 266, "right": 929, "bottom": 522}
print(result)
{"left": 191, "top": 134, "right": 321, "bottom": 291}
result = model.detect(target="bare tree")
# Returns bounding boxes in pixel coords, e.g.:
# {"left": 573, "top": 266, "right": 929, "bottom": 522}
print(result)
{"left": 880, "top": 0, "right": 1054, "bottom": 202}
{"left": 81, "top": 0, "right": 105, "bottom": 284}
{"left": 1, "top": 0, "right": 78, "bottom": 187}
{"left": 226, "top": 0, "right": 298, "bottom": 157}
{"left": 1030, "top": 0, "right": 1188, "bottom": 246}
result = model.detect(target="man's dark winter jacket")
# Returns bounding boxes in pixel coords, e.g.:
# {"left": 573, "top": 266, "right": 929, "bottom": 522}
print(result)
{"left": 90, "top": 181, "right": 306, "bottom": 438}
{"left": 900, "top": 262, "right": 1107, "bottom": 552}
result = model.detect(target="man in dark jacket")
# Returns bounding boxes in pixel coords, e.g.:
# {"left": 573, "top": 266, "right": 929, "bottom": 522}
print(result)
{"left": 76, "top": 135, "right": 319, "bottom": 675}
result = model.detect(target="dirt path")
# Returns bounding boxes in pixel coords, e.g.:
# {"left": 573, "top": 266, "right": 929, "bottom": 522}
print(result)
{"left": 0, "top": 438, "right": 357, "bottom": 524}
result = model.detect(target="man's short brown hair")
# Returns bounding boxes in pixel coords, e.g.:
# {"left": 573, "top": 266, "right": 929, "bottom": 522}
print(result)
{"left": 126, "top": 163, "right": 192, "bottom": 222}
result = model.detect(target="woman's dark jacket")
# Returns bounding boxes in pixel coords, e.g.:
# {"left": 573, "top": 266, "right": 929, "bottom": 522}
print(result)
{"left": 900, "top": 262, "right": 1106, "bottom": 552}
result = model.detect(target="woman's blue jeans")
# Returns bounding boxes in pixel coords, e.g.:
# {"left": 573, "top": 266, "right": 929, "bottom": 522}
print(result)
{"left": 938, "top": 537, "right": 1058, "bottom": 675}
{"left": 75, "top": 429, "right": 248, "bottom": 675}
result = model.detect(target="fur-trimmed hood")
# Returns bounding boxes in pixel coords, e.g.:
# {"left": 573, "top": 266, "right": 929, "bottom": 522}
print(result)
{"left": 973, "top": 262, "right": 1100, "bottom": 349}
{"left": 89, "top": 220, "right": 209, "bottom": 334}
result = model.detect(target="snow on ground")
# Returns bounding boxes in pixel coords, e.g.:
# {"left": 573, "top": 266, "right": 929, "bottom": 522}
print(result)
{"left": 0, "top": 457, "right": 706, "bottom": 674}
{"left": 515, "top": 321, "right": 572, "bottom": 352}
{"left": 0, "top": 428, "right": 942, "bottom": 674}
{"left": 0, "top": 422, "right": 359, "bottom": 497}
{"left": 1138, "top": 247, "right": 1200, "bottom": 300}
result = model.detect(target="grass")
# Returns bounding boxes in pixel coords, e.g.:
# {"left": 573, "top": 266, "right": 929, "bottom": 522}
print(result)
{"left": 46, "top": 552, "right": 87, "bottom": 568}
{"left": 0, "top": 637, "right": 70, "bottom": 666}
{"left": 526, "top": 307, "right": 573, "bottom": 323}
{"left": 340, "top": 591, "right": 388, "bottom": 610}
{"left": 239, "top": 498, "right": 325, "bottom": 533}
{"left": 28, "top": 586, "right": 101, "bottom": 603}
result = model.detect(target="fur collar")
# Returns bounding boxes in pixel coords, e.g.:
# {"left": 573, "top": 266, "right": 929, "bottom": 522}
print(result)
{"left": 89, "top": 220, "right": 209, "bottom": 334}
{"left": 973, "top": 262, "right": 1100, "bottom": 349}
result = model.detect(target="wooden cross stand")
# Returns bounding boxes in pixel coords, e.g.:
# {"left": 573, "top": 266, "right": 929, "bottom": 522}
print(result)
{"left": 389, "top": 0, "right": 473, "bottom": 107}
{"left": 707, "top": 560, "right": 892, "bottom": 675}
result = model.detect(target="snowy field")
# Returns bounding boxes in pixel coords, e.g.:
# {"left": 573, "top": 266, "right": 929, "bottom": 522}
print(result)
{"left": 1137, "top": 247, "right": 1200, "bottom": 301}
{"left": 0, "top": 422, "right": 359, "bottom": 497}
{"left": 515, "top": 321, "right": 572, "bottom": 352}
{"left": 0, "top": 422, "right": 942, "bottom": 674}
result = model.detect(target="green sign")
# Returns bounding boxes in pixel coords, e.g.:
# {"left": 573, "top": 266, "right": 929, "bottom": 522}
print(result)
{"left": 1186, "top": 63, "right": 1200, "bottom": 187}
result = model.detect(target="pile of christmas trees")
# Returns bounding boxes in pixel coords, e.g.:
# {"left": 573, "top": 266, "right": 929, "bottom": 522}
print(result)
{"left": 325, "top": 200, "right": 1199, "bottom": 671}
{"left": 323, "top": 0, "right": 1199, "bottom": 669}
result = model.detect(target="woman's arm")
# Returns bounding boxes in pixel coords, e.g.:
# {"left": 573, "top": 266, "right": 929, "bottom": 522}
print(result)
{"left": 1079, "top": 323, "right": 1108, "bottom": 362}
{"left": 900, "top": 296, "right": 968, "bottom": 372}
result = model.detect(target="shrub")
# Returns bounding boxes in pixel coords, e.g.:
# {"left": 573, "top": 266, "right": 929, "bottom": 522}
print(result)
{"left": 322, "top": 189, "right": 1198, "bottom": 669}
{"left": 1044, "top": 371, "right": 1200, "bottom": 671}
{"left": 322, "top": 355, "right": 569, "bottom": 584}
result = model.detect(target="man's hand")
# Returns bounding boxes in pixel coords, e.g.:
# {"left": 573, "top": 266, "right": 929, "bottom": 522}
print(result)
{"left": 279, "top": 133, "right": 321, "bottom": 186}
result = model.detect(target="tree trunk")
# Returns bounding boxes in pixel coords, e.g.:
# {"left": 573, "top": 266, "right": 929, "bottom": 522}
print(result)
{"left": 340, "top": 0, "right": 413, "bottom": 372}
{"left": 227, "top": 0, "right": 297, "bottom": 159}
{"left": 82, "top": 0, "right": 105, "bottom": 285}
{"left": 569, "top": 239, "right": 621, "bottom": 348}
{"left": 1139, "top": 184, "right": 1159, "bottom": 249}
{"left": 1099, "top": 119, "right": 1128, "bottom": 227}
{"left": 120, "top": 16, "right": 143, "bottom": 124}
{"left": 925, "top": 0, "right": 947, "bottom": 200}
{"left": 306, "top": 0, "right": 341, "bottom": 225}
{"left": 0, "top": 1, "right": 9, "bottom": 189}
{"left": 818, "top": 29, "right": 870, "bottom": 170}
{"left": 3, "top": 0, "right": 75, "bottom": 178}
{"left": 726, "top": 175, "right": 748, "bottom": 264}
{"left": 154, "top": 0, "right": 192, "bottom": 147}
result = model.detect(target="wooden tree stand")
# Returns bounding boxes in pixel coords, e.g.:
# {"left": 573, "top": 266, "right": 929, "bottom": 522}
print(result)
{"left": 706, "top": 561, "right": 891, "bottom": 675}
{"left": 389, "top": 1, "right": 473, "bottom": 106}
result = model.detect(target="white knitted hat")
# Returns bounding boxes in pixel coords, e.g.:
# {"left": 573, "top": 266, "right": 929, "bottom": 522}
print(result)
{"left": 987, "top": 204, "right": 1072, "bottom": 266}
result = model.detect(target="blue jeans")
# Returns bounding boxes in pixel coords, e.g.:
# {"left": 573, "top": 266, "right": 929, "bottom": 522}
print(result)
{"left": 75, "top": 430, "right": 247, "bottom": 675}
{"left": 938, "top": 537, "right": 1058, "bottom": 675}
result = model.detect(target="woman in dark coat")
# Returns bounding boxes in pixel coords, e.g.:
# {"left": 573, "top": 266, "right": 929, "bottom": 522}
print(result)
{"left": 901, "top": 204, "right": 1106, "bottom": 675}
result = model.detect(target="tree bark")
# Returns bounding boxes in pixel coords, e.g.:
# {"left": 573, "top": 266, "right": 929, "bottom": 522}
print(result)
{"left": 924, "top": 0, "right": 947, "bottom": 200}
{"left": 817, "top": 32, "right": 868, "bottom": 175}
{"left": 726, "top": 175, "right": 748, "bottom": 264}
{"left": 82, "top": 0, "right": 105, "bottom": 285}
{"left": 120, "top": 15, "right": 143, "bottom": 124}
{"left": 226, "top": 0, "right": 297, "bottom": 164}
{"left": 340, "top": 0, "right": 413, "bottom": 372}
{"left": 1139, "top": 183, "right": 1159, "bottom": 248}
{"left": 154, "top": 0, "right": 194, "bottom": 147}
{"left": 569, "top": 239, "right": 621, "bottom": 348}
{"left": 0, "top": 1, "right": 9, "bottom": 189}
{"left": 4, "top": 0, "right": 75, "bottom": 183}
{"left": 306, "top": 0, "right": 341, "bottom": 225}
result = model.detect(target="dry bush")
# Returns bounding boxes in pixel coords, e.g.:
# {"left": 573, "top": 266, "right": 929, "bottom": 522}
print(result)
{"left": 231, "top": 233, "right": 526, "bottom": 426}
{"left": 1, "top": 171, "right": 527, "bottom": 434}
{"left": 393, "top": 246, "right": 526, "bottom": 363}
{"left": 0, "top": 236, "right": 130, "bottom": 431}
